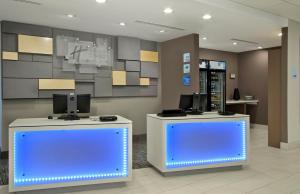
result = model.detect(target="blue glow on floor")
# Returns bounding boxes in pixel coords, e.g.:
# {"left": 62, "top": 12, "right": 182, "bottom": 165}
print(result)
{"left": 166, "top": 121, "right": 246, "bottom": 168}
{"left": 14, "top": 128, "right": 128, "bottom": 186}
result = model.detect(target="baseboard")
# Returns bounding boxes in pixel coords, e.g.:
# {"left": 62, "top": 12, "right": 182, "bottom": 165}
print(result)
{"left": 280, "top": 140, "right": 300, "bottom": 150}
{"left": 250, "top": 123, "right": 268, "bottom": 130}
{"left": 0, "top": 151, "right": 8, "bottom": 159}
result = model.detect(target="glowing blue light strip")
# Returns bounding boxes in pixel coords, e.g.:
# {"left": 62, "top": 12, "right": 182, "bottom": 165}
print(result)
{"left": 166, "top": 121, "right": 247, "bottom": 168}
{"left": 14, "top": 128, "right": 129, "bottom": 185}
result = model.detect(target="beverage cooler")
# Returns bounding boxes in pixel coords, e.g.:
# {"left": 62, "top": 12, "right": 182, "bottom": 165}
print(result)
{"left": 199, "top": 59, "right": 226, "bottom": 112}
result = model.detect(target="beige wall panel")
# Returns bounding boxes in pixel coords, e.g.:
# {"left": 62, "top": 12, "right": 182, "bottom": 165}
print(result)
{"left": 18, "top": 35, "right": 53, "bottom": 55}
{"left": 140, "top": 78, "right": 150, "bottom": 86}
{"left": 39, "top": 79, "right": 75, "bottom": 90}
{"left": 2, "top": 51, "right": 18, "bottom": 60}
{"left": 140, "top": 50, "right": 159, "bottom": 62}
{"left": 112, "top": 71, "right": 126, "bottom": 85}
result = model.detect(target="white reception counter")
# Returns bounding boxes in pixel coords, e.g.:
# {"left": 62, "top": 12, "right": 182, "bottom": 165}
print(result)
{"left": 147, "top": 113, "right": 249, "bottom": 173}
{"left": 9, "top": 116, "right": 132, "bottom": 192}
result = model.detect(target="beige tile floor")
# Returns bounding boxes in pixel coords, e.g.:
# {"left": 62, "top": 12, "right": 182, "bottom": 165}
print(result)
{"left": 1, "top": 126, "right": 300, "bottom": 194}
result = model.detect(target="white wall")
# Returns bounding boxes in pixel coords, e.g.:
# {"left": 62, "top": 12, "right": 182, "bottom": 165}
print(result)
{"left": 287, "top": 19, "right": 300, "bottom": 144}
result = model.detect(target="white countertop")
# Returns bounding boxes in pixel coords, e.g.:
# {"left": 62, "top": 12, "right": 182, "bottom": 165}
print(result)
{"left": 9, "top": 115, "right": 132, "bottom": 128}
{"left": 148, "top": 112, "right": 249, "bottom": 120}
{"left": 226, "top": 99, "right": 259, "bottom": 105}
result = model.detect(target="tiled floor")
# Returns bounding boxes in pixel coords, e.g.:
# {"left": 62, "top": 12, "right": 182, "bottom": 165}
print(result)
{"left": 1, "top": 126, "right": 300, "bottom": 194}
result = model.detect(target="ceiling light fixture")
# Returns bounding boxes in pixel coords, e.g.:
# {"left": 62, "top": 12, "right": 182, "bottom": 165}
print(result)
{"left": 278, "top": 32, "right": 283, "bottom": 37}
{"left": 233, "top": 42, "right": 237, "bottom": 45}
{"left": 120, "top": 22, "right": 126, "bottom": 26}
{"left": 202, "top": 14, "right": 212, "bottom": 20}
{"left": 67, "top": 14, "right": 75, "bottom": 18}
{"left": 202, "top": 37, "right": 207, "bottom": 40}
{"left": 164, "top": 7, "right": 173, "bottom": 14}
{"left": 258, "top": 46, "right": 263, "bottom": 49}
{"left": 96, "top": 0, "right": 106, "bottom": 3}
{"left": 159, "top": 30, "right": 165, "bottom": 33}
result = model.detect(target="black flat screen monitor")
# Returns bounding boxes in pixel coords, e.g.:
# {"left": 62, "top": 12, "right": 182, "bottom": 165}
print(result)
{"left": 53, "top": 94, "right": 68, "bottom": 114}
{"left": 77, "top": 94, "right": 91, "bottom": 113}
{"left": 179, "top": 95, "right": 193, "bottom": 110}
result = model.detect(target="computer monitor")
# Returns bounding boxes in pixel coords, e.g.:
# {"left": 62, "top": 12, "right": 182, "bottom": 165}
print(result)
{"left": 179, "top": 95, "right": 193, "bottom": 110}
{"left": 77, "top": 94, "right": 91, "bottom": 113}
{"left": 53, "top": 94, "right": 68, "bottom": 114}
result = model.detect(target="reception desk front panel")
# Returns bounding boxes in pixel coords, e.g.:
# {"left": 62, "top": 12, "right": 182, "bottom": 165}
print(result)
{"left": 166, "top": 121, "right": 246, "bottom": 169}
{"left": 14, "top": 128, "right": 128, "bottom": 187}
{"left": 147, "top": 114, "right": 249, "bottom": 173}
{"left": 9, "top": 117, "right": 132, "bottom": 192}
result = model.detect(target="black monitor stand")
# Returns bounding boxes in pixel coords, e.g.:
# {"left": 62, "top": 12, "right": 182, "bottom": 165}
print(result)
{"left": 58, "top": 114, "right": 80, "bottom": 121}
{"left": 58, "top": 93, "right": 80, "bottom": 121}
{"left": 187, "top": 93, "right": 203, "bottom": 115}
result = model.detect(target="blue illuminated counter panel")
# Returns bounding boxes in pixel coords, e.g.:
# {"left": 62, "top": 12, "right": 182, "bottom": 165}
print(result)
{"left": 9, "top": 116, "right": 132, "bottom": 192}
{"left": 147, "top": 113, "right": 249, "bottom": 173}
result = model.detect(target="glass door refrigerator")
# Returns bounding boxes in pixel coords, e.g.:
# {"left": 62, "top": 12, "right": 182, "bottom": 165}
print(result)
{"left": 199, "top": 60, "right": 226, "bottom": 112}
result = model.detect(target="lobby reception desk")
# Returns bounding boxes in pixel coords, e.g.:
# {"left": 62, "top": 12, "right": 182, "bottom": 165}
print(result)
{"left": 9, "top": 116, "right": 132, "bottom": 192}
{"left": 147, "top": 113, "right": 249, "bottom": 173}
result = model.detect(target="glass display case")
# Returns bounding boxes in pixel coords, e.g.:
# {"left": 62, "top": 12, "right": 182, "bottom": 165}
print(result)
{"left": 199, "top": 60, "right": 226, "bottom": 112}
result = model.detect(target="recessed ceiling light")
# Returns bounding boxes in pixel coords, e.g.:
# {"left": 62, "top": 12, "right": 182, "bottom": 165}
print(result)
{"left": 202, "top": 37, "right": 207, "bottom": 40}
{"left": 67, "top": 14, "right": 75, "bottom": 18}
{"left": 96, "top": 0, "right": 106, "bottom": 3}
{"left": 159, "top": 30, "right": 165, "bottom": 33}
{"left": 278, "top": 32, "right": 283, "bottom": 37}
{"left": 120, "top": 22, "right": 126, "bottom": 26}
{"left": 202, "top": 14, "right": 212, "bottom": 20}
{"left": 233, "top": 42, "right": 237, "bottom": 45}
{"left": 258, "top": 46, "right": 263, "bottom": 49}
{"left": 164, "top": 7, "right": 173, "bottom": 14}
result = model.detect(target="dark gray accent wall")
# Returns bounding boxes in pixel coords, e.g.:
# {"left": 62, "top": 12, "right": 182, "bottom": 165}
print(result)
{"left": 94, "top": 77, "right": 113, "bottom": 97}
{"left": 2, "top": 21, "right": 52, "bottom": 37}
{"left": 2, "top": 33, "right": 17, "bottom": 52}
{"left": 117, "top": 36, "right": 140, "bottom": 60}
{"left": 141, "top": 62, "right": 159, "bottom": 78}
{"left": 112, "top": 86, "right": 157, "bottom": 97}
{"left": 75, "top": 82, "right": 94, "bottom": 97}
{"left": 2, "top": 21, "right": 159, "bottom": 99}
{"left": 125, "top": 61, "right": 140, "bottom": 72}
{"left": 126, "top": 72, "right": 140, "bottom": 85}
{"left": 3, "top": 78, "right": 38, "bottom": 99}
{"left": 3, "top": 61, "right": 53, "bottom": 79}
{"left": 1, "top": 21, "right": 162, "bottom": 151}
{"left": 141, "top": 40, "right": 157, "bottom": 51}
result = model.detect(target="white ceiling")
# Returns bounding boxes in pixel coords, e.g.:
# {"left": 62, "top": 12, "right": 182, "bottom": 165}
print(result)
{"left": 230, "top": 0, "right": 300, "bottom": 22}
{"left": 0, "top": 0, "right": 289, "bottom": 52}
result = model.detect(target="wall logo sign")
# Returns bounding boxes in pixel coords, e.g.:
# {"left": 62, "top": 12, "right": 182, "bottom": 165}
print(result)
{"left": 183, "top": 53, "right": 191, "bottom": 63}
{"left": 183, "top": 64, "right": 191, "bottom": 74}
{"left": 182, "top": 75, "right": 191, "bottom": 86}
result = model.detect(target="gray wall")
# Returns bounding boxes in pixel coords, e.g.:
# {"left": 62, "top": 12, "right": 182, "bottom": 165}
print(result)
{"left": 199, "top": 48, "right": 239, "bottom": 99}
{"left": 1, "top": 22, "right": 162, "bottom": 151}
{"left": 2, "top": 94, "right": 161, "bottom": 151}
{"left": 238, "top": 50, "right": 269, "bottom": 125}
